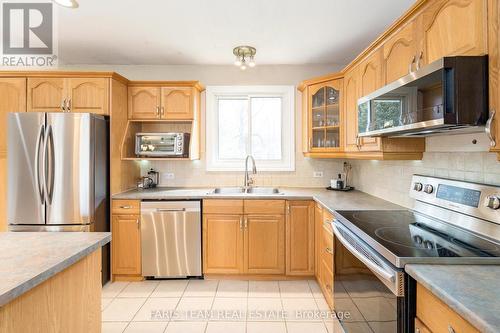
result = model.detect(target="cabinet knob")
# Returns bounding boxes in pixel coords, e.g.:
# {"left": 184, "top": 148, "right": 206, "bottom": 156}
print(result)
{"left": 239, "top": 216, "right": 243, "bottom": 230}
{"left": 486, "top": 109, "right": 496, "bottom": 147}
{"left": 244, "top": 217, "right": 248, "bottom": 229}
{"left": 119, "top": 205, "right": 132, "bottom": 209}
{"left": 325, "top": 247, "right": 334, "bottom": 255}
{"left": 416, "top": 51, "right": 423, "bottom": 71}
{"left": 156, "top": 106, "right": 160, "bottom": 117}
{"left": 161, "top": 106, "right": 165, "bottom": 116}
{"left": 61, "top": 99, "right": 66, "bottom": 112}
{"left": 67, "top": 98, "right": 71, "bottom": 112}
{"left": 448, "top": 325, "right": 456, "bottom": 333}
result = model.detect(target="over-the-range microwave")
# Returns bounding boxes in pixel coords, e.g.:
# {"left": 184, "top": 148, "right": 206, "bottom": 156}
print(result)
{"left": 135, "top": 133, "right": 190, "bottom": 158}
{"left": 357, "top": 56, "right": 489, "bottom": 137}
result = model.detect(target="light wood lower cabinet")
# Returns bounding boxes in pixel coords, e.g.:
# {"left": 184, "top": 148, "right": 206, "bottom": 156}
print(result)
{"left": 416, "top": 283, "right": 480, "bottom": 333}
{"left": 317, "top": 208, "right": 334, "bottom": 310}
{"left": 112, "top": 214, "right": 141, "bottom": 276}
{"left": 203, "top": 199, "right": 302, "bottom": 277}
{"left": 203, "top": 214, "right": 244, "bottom": 274}
{"left": 111, "top": 199, "right": 142, "bottom": 279}
{"left": 286, "top": 201, "right": 315, "bottom": 276}
{"left": 245, "top": 215, "right": 285, "bottom": 274}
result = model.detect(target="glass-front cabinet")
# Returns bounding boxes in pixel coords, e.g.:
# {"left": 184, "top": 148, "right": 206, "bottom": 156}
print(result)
{"left": 308, "top": 79, "right": 343, "bottom": 152}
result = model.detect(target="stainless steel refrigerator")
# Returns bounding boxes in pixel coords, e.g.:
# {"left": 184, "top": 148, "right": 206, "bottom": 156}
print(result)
{"left": 7, "top": 112, "right": 110, "bottom": 283}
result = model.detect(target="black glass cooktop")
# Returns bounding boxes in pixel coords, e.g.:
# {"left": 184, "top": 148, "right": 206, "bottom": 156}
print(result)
{"left": 335, "top": 210, "right": 500, "bottom": 260}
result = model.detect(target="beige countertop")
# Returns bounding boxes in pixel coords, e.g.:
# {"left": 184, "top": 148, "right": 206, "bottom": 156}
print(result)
{"left": 112, "top": 187, "right": 404, "bottom": 212}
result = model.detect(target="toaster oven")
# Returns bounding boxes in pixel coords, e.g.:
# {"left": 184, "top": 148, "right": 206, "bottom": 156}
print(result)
{"left": 135, "top": 133, "right": 190, "bottom": 157}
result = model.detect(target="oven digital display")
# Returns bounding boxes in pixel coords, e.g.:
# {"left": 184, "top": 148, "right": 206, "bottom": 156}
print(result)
{"left": 436, "top": 184, "right": 481, "bottom": 207}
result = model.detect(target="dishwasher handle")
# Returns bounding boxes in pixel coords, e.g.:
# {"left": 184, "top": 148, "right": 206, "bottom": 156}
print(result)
{"left": 156, "top": 208, "right": 186, "bottom": 212}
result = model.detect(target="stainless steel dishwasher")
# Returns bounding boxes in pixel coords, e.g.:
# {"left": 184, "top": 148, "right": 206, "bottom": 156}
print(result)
{"left": 141, "top": 201, "right": 202, "bottom": 278}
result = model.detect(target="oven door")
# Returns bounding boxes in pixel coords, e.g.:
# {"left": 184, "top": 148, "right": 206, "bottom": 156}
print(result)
{"left": 135, "top": 133, "right": 180, "bottom": 156}
{"left": 331, "top": 220, "right": 409, "bottom": 333}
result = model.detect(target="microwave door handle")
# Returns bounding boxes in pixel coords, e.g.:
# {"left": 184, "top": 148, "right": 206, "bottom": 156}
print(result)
{"left": 486, "top": 109, "right": 496, "bottom": 147}
{"left": 331, "top": 220, "right": 396, "bottom": 283}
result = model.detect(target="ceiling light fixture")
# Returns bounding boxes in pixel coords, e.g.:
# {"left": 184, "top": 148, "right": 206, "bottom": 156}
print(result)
{"left": 52, "top": 0, "right": 79, "bottom": 8}
{"left": 233, "top": 46, "right": 256, "bottom": 70}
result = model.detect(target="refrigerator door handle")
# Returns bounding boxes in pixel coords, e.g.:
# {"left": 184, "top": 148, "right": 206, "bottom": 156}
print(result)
{"left": 34, "top": 124, "right": 45, "bottom": 204}
{"left": 43, "top": 125, "right": 55, "bottom": 204}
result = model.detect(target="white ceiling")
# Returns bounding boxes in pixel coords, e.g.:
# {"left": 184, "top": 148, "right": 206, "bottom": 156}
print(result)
{"left": 57, "top": 0, "right": 416, "bottom": 66}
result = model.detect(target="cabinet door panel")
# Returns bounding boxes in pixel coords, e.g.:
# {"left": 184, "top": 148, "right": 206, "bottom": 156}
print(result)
{"left": 344, "top": 68, "right": 360, "bottom": 152}
{"left": 359, "top": 50, "right": 383, "bottom": 151}
{"left": 0, "top": 78, "right": 26, "bottom": 231}
{"left": 286, "top": 201, "right": 315, "bottom": 276}
{"left": 422, "top": 0, "right": 487, "bottom": 64}
{"left": 112, "top": 215, "right": 141, "bottom": 275}
{"left": 128, "top": 87, "right": 160, "bottom": 120}
{"left": 27, "top": 78, "right": 65, "bottom": 112}
{"left": 245, "top": 215, "right": 285, "bottom": 274}
{"left": 314, "top": 204, "right": 323, "bottom": 277}
{"left": 161, "top": 87, "right": 193, "bottom": 120}
{"left": 68, "top": 78, "right": 109, "bottom": 115}
{"left": 203, "top": 214, "right": 244, "bottom": 274}
{"left": 384, "top": 21, "right": 417, "bottom": 83}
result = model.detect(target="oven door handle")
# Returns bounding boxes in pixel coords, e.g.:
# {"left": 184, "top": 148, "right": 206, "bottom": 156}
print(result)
{"left": 331, "top": 220, "right": 395, "bottom": 283}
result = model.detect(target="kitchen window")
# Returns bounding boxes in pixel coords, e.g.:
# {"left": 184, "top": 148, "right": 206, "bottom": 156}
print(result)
{"left": 206, "top": 86, "right": 295, "bottom": 171}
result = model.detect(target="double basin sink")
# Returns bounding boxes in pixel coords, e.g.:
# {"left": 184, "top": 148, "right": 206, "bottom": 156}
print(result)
{"left": 211, "top": 187, "right": 282, "bottom": 195}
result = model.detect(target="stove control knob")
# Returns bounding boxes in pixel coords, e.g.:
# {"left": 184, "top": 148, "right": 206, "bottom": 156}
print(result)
{"left": 424, "top": 240, "right": 434, "bottom": 250}
{"left": 424, "top": 184, "right": 434, "bottom": 194}
{"left": 413, "top": 235, "right": 423, "bottom": 245}
{"left": 413, "top": 182, "right": 423, "bottom": 192}
{"left": 485, "top": 195, "right": 500, "bottom": 210}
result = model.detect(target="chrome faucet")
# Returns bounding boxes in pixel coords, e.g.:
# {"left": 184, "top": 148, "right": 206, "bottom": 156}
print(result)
{"left": 244, "top": 155, "right": 257, "bottom": 189}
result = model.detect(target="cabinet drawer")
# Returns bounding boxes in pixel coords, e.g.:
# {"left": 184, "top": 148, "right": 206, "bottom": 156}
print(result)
{"left": 417, "top": 283, "right": 479, "bottom": 333}
{"left": 112, "top": 200, "right": 140, "bottom": 215}
{"left": 203, "top": 199, "right": 244, "bottom": 215}
{"left": 319, "top": 260, "right": 334, "bottom": 310}
{"left": 321, "top": 223, "right": 334, "bottom": 273}
{"left": 245, "top": 200, "right": 285, "bottom": 215}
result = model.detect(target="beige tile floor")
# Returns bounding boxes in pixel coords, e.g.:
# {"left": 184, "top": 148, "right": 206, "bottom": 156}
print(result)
{"left": 101, "top": 279, "right": 338, "bottom": 333}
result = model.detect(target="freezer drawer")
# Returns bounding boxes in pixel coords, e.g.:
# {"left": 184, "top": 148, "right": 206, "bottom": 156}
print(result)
{"left": 141, "top": 201, "right": 202, "bottom": 278}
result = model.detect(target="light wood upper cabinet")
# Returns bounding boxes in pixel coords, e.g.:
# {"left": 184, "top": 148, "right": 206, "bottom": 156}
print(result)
{"left": 68, "top": 78, "right": 109, "bottom": 115}
{"left": 112, "top": 214, "right": 141, "bottom": 276}
{"left": 286, "top": 201, "right": 315, "bottom": 276}
{"left": 0, "top": 78, "right": 26, "bottom": 232}
{"left": 244, "top": 215, "right": 285, "bottom": 274}
{"left": 488, "top": 0, "right": 500, "bottom": 154}
{"left": 343, "top": 68, "right": 361, "bottom": 152}
{"left": 383, "top": 21, "right": 418, "bottom": 83}
{"left": 358, "top": 49, "right": 384, "bottom": 151}
{"left": 420, "top": 0, "right": 487, "bottom": 65}
{"left": 203, "top": 214, "right": 244, "bottom": 274}
{"left": 27, "top": 78, "right": 65, "bottom": 112}
{"left": 128, "top": 83, "right": 201, "bottom": 121}
{"left": 28, "top": 77, "right": 110, "bottom": 114}
{"left": 128, "top": 87, "right": 161, "bottom": 120}
{"left": 308, "top": 79, "right": 343, "bottom": 152}
{"left": 161, "top": 87, "right": 193, "bottom": 120}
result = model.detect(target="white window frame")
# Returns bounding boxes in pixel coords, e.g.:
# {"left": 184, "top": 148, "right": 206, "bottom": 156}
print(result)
{"left": 206, "top": 85, "right": 295, "bottom": 171}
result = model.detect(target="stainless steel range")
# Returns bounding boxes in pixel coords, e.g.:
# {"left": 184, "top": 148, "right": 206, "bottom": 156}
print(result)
{"left": 330, "top": 175, "right": 500, "bottom": 333}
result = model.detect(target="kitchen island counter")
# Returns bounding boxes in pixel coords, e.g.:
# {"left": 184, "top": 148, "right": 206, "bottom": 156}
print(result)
{"left": 406, "top": 264, "right": 500, "bottom": 333}
{"left": 0, "top": 232, "right": 110, "bottom": 333}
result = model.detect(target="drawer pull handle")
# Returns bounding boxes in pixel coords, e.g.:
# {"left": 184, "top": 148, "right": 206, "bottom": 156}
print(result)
{"left": 325, "top": 247, "right": 334, "bottom": 255}
{"left": 119, "top": 205, "right": 132, "bottom": 209}
{"left": 448, "top": 325, "right": 456, "bottom": 333}
{"left": 415, "top": 329, "right": 420, "bottom": 333}
{"left": 325, "top": 284, "right": 333, "bottom": 293}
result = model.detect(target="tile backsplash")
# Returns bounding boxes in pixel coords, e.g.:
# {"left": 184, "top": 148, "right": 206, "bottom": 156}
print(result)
{"left": 142, "top": 152, "right": 344, "bottom": 188}
{"left": 350, "top": 151, "right": 500, "bottom": 208}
